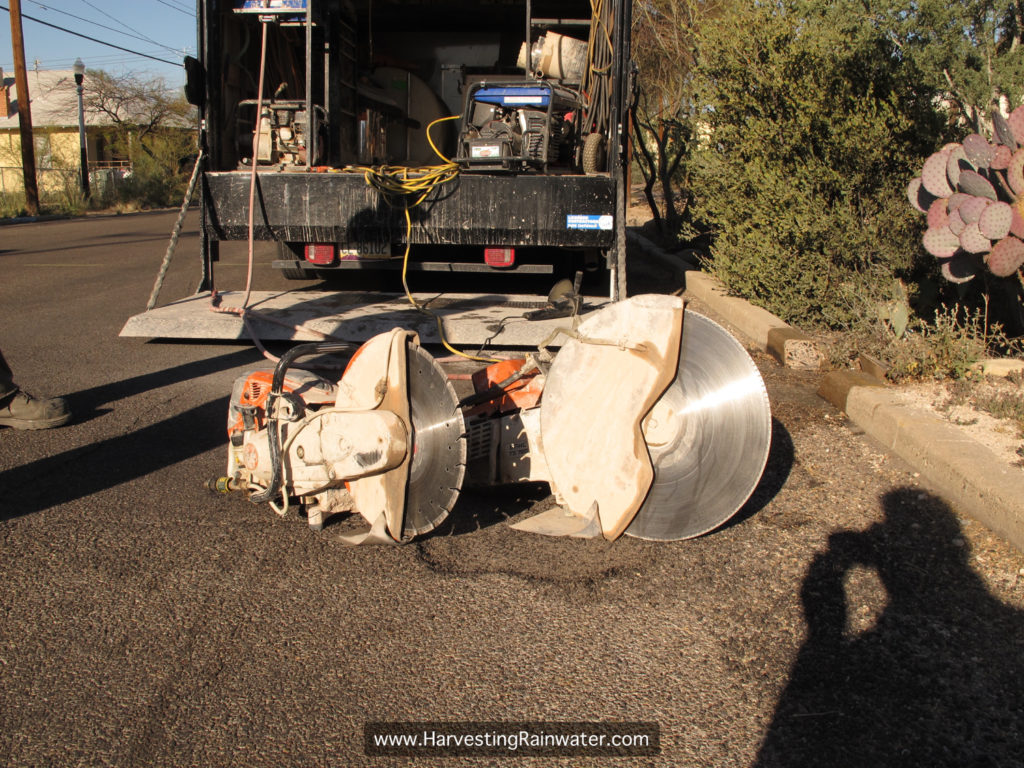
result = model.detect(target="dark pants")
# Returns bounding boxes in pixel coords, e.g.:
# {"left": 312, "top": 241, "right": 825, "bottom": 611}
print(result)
{"left": 0, "top": 348, "right": 15, "bottom": 399}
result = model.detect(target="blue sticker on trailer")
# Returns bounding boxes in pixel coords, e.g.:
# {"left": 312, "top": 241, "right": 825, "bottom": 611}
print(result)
{"left": 566, "top": 214, "right": 614, "bottom": 231}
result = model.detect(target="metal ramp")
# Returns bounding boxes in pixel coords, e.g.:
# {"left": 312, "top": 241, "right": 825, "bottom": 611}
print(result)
{"left": 120, "top": 290, "right": 608, "bottom": 345}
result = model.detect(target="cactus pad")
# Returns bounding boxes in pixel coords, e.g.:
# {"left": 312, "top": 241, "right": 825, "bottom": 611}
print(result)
{"left": 993, "top": 110, "right": 1018, "bottom": 150}
{"left": 979, "top": 201, "right": 1013, "bottom": 240}
{"left": 926, "top": 198, "right": 949, "bottom": 229}
{"left": 922, "top": 149, "right": 954, "bottom": 197}
{"left": 923, "top": 226, "right": 960, "bottom": 258}
{"left": 947, "top": 192, "right": 971, "bottom": 213}
{"left": 947, "top": 208, "right": 967, "bottom": 235}
{"left": 1007, "top": 149, "right": 1024, "bottom": 196}
{"left": 1009, "top": 105, "right": 1024, "bottom": 146}
{"left": 1011, "top": 205, "right": 1024, "bottom": 239}
{"left": 958, "top": 195, "right": 990, "bottom": 224}
{"left": 940, "top": 253, "right": 979, "bottom": 284}
{"left": 959, "top": 222, "right": 992, "bottom": 253}
{"left": 992, "top": 144, "right": 1013, "bottom": 170}
{"left": 946, "top": 146, "right": 970, "bottom": 188}
{"left": 986, "top": 236, "right": 1024, "bottom": 277}
{"left": 907, "top": 177, "right": 933, "bottom": 213}
{"left": 957, "top": 169, "right": 998, "bottom": 200}
{"left": 963, "top": 134, "right": 994, "bottom": 168}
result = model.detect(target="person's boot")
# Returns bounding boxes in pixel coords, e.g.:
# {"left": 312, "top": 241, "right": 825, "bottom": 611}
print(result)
{"left": 0, "top": 389, "right": 72, "bottom": 430}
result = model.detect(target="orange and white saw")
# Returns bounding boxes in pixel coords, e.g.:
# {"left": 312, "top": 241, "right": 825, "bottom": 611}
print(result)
{"left": 211, "top": 295, "right": 771, "bottom": 543}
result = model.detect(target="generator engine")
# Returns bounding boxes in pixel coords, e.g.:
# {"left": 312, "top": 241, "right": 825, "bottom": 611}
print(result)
{"left": 237, "top": 99, "right": 322, "bottom": 168}
{"left": 456, "top": 82, "right": 580, "bottom": 173}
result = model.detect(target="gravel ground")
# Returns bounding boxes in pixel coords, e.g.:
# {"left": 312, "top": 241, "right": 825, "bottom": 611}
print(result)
{"left": 0, "top": 211, "right": 1022, "bottom": 767}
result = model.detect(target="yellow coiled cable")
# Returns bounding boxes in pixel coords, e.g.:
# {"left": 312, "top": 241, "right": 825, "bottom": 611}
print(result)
{"left": 355, "top": 115, "right": 501, "bottom": 363}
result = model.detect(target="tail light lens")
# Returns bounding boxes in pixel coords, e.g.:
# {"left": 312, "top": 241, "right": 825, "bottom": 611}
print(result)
{"left": 304, "top": 243, "right": 336, "bottom": 266}
{"left": 484, "top": 247, "right": 515, "bottom": 268}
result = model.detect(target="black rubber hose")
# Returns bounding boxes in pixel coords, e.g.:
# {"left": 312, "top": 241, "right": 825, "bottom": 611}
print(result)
{"left": 249, "top": 341, "right": 357, "bottom": 504}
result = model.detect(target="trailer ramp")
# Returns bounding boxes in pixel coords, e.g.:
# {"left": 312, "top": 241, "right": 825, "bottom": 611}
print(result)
{"left": 120, "top": 290, "right": 609, "bottom": 345}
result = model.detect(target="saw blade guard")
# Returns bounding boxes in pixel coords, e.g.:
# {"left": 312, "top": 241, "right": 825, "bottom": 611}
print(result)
{"left": 339, "top": 330, "right": 467, "bottom": 541}
{"left": 535, "top": 296, "right": 771, "bottom": 541}
{"left": 221, "top": 333, "right": 466, "bottom": 543}
{"left": 625, "top": 309, "right": 772, "bottom": 540}
{"left": 538, "top": 294, "right": 685, "bottom": 539}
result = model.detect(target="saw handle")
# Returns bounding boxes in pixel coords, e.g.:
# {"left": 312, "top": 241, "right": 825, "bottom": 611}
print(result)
{"left": 249, "top": 341, "right": 356, "bottom": 505}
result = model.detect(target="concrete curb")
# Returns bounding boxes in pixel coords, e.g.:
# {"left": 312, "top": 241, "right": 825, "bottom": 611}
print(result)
{"left": 628, "top": 228, "right": 1024, "bottom": 553}
{"left": 820, "top": 371, "right": 1024, "bottom": 552}
{"left": 0, "top": 207, "right": 185, "bottom": 227}
{"left": 684, "top": 272, "right": 825, "bottom": 370}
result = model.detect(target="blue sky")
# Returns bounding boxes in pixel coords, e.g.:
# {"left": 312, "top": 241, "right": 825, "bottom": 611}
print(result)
{"left": 1, "top": 0, "right": 196, "bottom": 86}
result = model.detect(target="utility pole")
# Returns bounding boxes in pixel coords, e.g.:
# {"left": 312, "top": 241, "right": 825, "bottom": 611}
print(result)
{"left": 9, "top": 0, "right": 39, "bottom": 216}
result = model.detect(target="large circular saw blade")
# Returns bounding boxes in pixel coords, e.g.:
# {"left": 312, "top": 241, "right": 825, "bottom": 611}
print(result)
{"left": 625, "top": 309, "right": 771, "bottom": 541}
{"left": 403, "top": 344, "right": 467, "bottom": 538}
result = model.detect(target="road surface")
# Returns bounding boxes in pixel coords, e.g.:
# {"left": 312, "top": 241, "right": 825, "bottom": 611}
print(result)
{"left": 1, "top": 211, "right": 1022, "bottom": 767}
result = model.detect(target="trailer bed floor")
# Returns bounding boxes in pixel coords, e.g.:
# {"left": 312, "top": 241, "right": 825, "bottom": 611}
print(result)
{"left": 120, "top": 290, "right": 609, "bottom": 346}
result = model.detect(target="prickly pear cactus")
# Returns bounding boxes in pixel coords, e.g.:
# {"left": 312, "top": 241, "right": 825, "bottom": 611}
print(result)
{"left": 908, "top": 107, "right": 1024, "bottom": 283}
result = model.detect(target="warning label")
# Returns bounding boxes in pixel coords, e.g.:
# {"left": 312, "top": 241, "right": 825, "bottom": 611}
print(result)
{"left": 566, "top": 215, "right": 614, "bottom": 231}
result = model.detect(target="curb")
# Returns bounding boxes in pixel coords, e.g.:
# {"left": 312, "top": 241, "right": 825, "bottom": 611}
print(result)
{"left": 820, "top": 371, "right": 1024, "bottom": 552}
{"left": 0, "top": 207, "right": 186, "bottom": 227}
{"left": 0, "top": 214, "right": 70, "bottom": 226}
{"left": 628, "top": 229, "right": 1024, "bottom": 553}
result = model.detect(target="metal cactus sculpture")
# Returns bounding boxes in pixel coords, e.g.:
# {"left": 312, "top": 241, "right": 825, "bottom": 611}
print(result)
{"left": 909, "top": 107, "right": 1024, "bottom": 284}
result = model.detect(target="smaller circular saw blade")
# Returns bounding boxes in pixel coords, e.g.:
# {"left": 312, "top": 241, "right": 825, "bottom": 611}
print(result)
{"left": 403, "top": 344, "right": 467, "bottom": 538}
{"left": 625, "top": 310, "right": 771, "bottom": 541}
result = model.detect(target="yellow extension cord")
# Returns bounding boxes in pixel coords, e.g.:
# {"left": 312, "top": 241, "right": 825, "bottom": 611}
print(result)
{"left": 354, "top": 115, "right": 502, "bottom": 364}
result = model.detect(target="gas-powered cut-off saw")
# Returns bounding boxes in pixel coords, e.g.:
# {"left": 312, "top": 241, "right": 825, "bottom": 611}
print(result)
{"left": 210, "top": 295, "right": 772, "bottom": 543}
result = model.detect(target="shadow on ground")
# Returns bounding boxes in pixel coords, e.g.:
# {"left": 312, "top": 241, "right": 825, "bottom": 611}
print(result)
{"left": 0, "top": 348, "right": 263, "bottom": 520}
{"left": 0, "top": 399, "right": 226, "bottom": 521}
{"left": 66, "top": 346, "right": 261, "bottom": 424}
{"left": 755, "top": 487, "right": 1024, "bottom": 767}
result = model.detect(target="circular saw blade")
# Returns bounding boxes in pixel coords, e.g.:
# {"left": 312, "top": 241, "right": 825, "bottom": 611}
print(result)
{"left": 625, "top": 309, "right": 771, "bottom": 541}
{"left": 403, "top": 344, "right": 467, "bottom": 538}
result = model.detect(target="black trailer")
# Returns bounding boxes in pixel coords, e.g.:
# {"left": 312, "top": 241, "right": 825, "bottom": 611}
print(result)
{"left": 190, "top": 0, "right": 631, "bottom": 292}
{"left": 123, "top": 0, "right": 634, "bottom": 344}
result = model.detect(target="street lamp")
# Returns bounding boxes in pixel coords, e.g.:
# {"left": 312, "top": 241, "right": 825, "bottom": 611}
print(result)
{"left": 73, "top": 58, "right": 90, "bottom": 199}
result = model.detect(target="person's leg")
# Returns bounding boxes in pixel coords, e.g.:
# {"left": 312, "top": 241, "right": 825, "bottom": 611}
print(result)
{"left": 0, "top": 348, "right": 15, "bottom": 400}
{"left": 0, "top": 348, "right": 71, "bottom": 430}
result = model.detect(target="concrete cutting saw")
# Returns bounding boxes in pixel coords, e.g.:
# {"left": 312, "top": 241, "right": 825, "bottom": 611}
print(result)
{"left": 210, "top": 295, "right": 771, "bottom": 543}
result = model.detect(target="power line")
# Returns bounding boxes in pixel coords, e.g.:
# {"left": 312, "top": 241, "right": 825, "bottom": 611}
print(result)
{"left": 0, "top": 3, "right": 184, "bottom": 67}
{"left": 23, "top": 0, "right": 182, "bottom": 54}
{"left": 161, "top": 0, "right": 195, "bottom": 13}
{"left": 17, "top": 48, "right": 189, "bottom": 69}
{"left": 153, "top": 0, "right": 193, "bottom": 17}
{"left": 77, "top": 0, "right": 177, "bottom": 52}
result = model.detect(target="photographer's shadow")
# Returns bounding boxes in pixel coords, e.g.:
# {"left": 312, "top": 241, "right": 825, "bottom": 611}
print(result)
{"left": 755, "top": 488, "right": 1024, "bottom": 767}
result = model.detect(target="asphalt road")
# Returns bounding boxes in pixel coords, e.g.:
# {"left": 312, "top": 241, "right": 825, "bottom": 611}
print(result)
{"left": 1, "top": 210, "right": 1023, "bottom": 767}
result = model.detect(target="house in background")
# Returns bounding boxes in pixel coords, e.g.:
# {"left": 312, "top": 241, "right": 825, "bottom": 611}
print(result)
{"left": 0, "top": 67, "right": 130, "bottom": 197}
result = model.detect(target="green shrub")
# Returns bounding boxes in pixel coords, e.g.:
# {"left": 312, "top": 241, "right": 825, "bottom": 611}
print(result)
{"left": 106, "top": 129, "right": 195, "bottom": 210}
{"left": 883, "top": 305, "right": 993, "bottom": 381}
{"left": 681, "top": 0, "right": 946, "bottom": 330}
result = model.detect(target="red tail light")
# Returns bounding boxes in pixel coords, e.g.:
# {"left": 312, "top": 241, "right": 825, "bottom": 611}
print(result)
{"left": 304, "top": 243, "right": 336, "bottom": 266}
{"left": 484, "top": 247, "right": 515, "bottom": 268}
